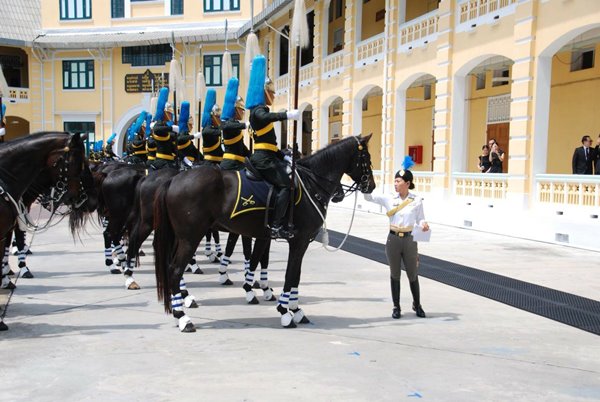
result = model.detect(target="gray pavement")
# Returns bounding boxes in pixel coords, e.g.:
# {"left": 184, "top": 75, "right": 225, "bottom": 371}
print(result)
{"left": 1, "top": 203, "right": 599, "bottom": 402}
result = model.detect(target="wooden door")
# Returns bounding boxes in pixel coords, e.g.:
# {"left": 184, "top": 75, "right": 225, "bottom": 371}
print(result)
{"left": 486, "top": 122, "right": 509, "bottom": 172}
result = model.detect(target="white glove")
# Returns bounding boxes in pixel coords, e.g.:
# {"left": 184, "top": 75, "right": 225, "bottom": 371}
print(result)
{"left": 245, "top": 121, "right": 250, "bottom": 129}
{"left": 183, "top": 157, "right": 193, "bottom": 167}
{"left": 172, "top": 125, "right": 180, "bottom": 133}
{"left": 0, "top": 127, "right": 5, "bottom": 137}
{"left": 283, "top": 155, "right": 293, "bottom": 165}
{"left": 192, "top": 132, "right": 202, "bottom": 139}
{"left": 150, "top": 121, "right": 156, "bottom": 130}
{"left": 286, "top": 109, "right": 300, "bottom": 121}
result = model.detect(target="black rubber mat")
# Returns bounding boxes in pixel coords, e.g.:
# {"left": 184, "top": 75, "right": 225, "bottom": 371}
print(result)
{"left": 316, "top": 230, "right": 600, "bottom": 336}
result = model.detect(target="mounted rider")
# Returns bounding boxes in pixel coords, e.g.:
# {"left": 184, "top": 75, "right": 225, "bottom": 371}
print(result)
{"left": 125, "top": 111, "right": 148, "bottom": 165}
{"left": 201, "top": 89, "right": 224, "bottom": 165}
{"left": 149, "top": 87, "right": 178, "bottom": 170}
{"left": 102, "top": 133, "right": 119, "bottom": 161}
{"left": 220, "top": 77, "right": 250, "bottom": 171}
{"left": 176, "top": 101, "right": 203, "bottom": 168}
{"left": 246, "top": 55, "right": 301, "bottom": 239}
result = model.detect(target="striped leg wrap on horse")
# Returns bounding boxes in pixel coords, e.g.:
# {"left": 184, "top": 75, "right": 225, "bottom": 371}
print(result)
{"left": 114, "top": 242, "right": 126, "bottom": 266}
{"left": 2, "top": 247, "right": 10, "bottom": 275}
{"left": 219, "top": 255, "right": 230, "bottom": 273}
{"left": 260, "top": 269, "right": 268, "bottom": 288}
{"left": 244, "top": 270, "right": 257, "bottom": 303}
{"left": 289, "top": 288, "right": 299, "bottom": 310}
{"left": 204, "top": 241, "right": 212, "bottom": 256}
{"left": 171, "top": 293, "right": 194, "bottom": 331}
{"left": 171, "top": 293, "right": 184, "bottom": 312}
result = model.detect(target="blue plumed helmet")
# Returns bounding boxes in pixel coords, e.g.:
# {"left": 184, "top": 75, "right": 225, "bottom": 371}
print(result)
{"left": 221, "top": 77, "right": 239, "bottom": 121}
{"left": 395, "top": 156, "right": 416, "bottom": 190}
{"left": 107, "top": 133, "right": 117, "bottom": 144}
{"left": 130, "top": 111, "right": 147, "bottom": 139}
{"left": 94, "top": 140, "right": 104, "bottom": 152}
{"left": 245, "top": 55, "right": 266, "bottom": 110}
{"left": 178, "top": 101, "right": 191, "bottom": 134}
{"left": 154, "top": 87, "right": 169, "bottom": 122}
{"left": 201, "top": 89, "right": 217, "bottom": 128}
{"left": 145, "top": 114, "right": 152, "bottom": 138}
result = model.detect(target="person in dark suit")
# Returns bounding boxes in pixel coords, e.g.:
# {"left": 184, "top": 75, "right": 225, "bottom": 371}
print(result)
{"left": 595, "top": 134, "right": 600, "bottom": 175}
{"left": 572, "top": 135, "right": 594, "bottom": 175}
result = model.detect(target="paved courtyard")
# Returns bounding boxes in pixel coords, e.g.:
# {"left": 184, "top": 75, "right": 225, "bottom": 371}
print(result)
{"left": 1, "top": 204, "right": 599, "bottom": 401}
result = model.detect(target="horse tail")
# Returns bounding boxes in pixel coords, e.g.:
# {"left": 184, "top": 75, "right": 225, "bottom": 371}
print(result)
{"left": 153, "top": 177, "right": 174, "bottom": 313}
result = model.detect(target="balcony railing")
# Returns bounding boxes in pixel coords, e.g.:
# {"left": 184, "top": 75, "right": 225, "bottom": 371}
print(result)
{"left": 299, "top": 63, "right": 314, "bottom": 88}
{"left": 275, "top": 74, "right": 290, "bottom": 96}
{"left": 412, "top": 171, "right": 434, "bottom": 193}
{"left": 322, "top": 51, "right": 344, "bottom": 79}
{"left": 7, "top": 87, "right": 30, "bottom": 103}
{"left": 399, "top": 10, "right": 439, "bottom": 53}
{"left": 355, "top": 33, "right": 385, "bottom": 68}
{"left": 536, "top": 174, "right": 600, "bottom": 208}
{"left": 456, "top": 0, "right": 517, "bottom": 33}
{"left": 453, "top": 173, "right": 508, "bottom": 200}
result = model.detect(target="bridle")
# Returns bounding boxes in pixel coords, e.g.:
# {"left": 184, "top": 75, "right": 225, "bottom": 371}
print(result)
{"left": 340, "top": 137, "right": 373, "bottom": 195}
{"left": 45, "top": 144, "right": 89, "bottom": 211}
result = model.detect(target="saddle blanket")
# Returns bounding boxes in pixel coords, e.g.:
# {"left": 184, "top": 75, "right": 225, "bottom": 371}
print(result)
{"left": 230, "top": 170, "right": 302, "bottom": 219}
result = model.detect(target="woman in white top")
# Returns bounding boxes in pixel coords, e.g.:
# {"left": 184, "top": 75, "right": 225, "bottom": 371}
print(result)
{"left": 364, "top": 158, "right": 429, "bottom": 319}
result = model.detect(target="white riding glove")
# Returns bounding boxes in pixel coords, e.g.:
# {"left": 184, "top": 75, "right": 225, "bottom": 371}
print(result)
{"left": 172, "top": 125, "right": 180, "bottom": 133}
{"left": 283, "top": 155, "right": 293, "bottom": 165}
{"left": 286, "top": 109, "right": 301, "bottom": 121}
{"left": 0, "top": 127, "right": 5, "bottom": 137}
{"left": 192, "top": 132, "right": 202, "bottom": 139}
{"left": 150, "top": 121, "right": 156, "bottom": 130}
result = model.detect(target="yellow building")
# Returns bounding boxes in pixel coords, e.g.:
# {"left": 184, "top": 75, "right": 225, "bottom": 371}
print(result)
{"left": 2, "top": 0, "right": 600, "bottom": 250}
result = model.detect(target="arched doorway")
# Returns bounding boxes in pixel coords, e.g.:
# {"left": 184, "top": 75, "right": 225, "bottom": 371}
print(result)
{"left": 534, "top": 26, "right": 600, "bottom": 174}
{"left": 452, "top": 55, "right": 514, "bottom": 173}
{"left": 299, "top": 103, "right": 313, "bottom": 157}
{"left": 396, "top": 73, "right": 437, "bottom": 172}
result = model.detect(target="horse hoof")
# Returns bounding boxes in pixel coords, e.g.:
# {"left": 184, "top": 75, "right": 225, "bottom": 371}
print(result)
{"left": 193, "top": 268, "right": 204, "bottom": 275}
{"left": 292, "top": 309, "right": 310, "bottom": 324}
{"left": 281, "top": 312, "right": 297, "bottom": 328}
{"left": 110, "top": 268, "right": 121, "bottom": 275}
{"left": 1, "top": 281, "right": 16, "bottom": 290}
{"left": 265, "top": 295, "right": 277, "bottom": 302}
{"left": 185, "top": 267, "right": 192, "bottom": 273}
{"left": 6, "top": 270, "right": 16, "bottom": 276}
{"left": 221, "top": 279, "right": 233, "bottom": 286}
{"left": 138, "top": 250, "right": 146, "bottom": 256}
{"left": 0, "top": 322, "right": 8, "bottom": 331}
{"left": 181, "top": 323, "right": 196, "bottom": 333}
{"left": 252, "top": 281, "right": 261, "bottom": 289}
{"left": 248, "top": 297, "right": 259, "bottom": 305}
{"left": 20, "top": 270, "right": 34, "bottom": 279}
{"left": 127, "top": 282, "right": 141, "bottom": 290}
{"left": 188, "top": 299, "right": 198, "bottom": 308}
{"left": 26, "top": 249, "right": 32, "bottom": 255}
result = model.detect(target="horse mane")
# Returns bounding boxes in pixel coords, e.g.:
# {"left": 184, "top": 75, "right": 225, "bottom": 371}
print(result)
{"left": 297, "top": 136, "right": 357, "bottom": 170}
{"left": 0, "top": 131, "right": 70, "bottom": 155}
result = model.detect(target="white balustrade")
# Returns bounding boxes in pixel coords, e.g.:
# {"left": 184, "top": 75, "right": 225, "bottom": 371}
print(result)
{"left": 299, "top": 63, "right": 314, "bottom": 88}
{"left": 398, "top": 10, "right": 439, "bottom": 53}
{"left": 322, "top": 51, "right": 344, "bottom": 79}
{"left": 536, "top": 174, "right": 600, "bottom": 208}
{"left": 274, "top": 74, "right": 290, "bottom": 96}
{"left": 412, "top": 171, "right": 435, "bottom": 193}
{"left": 355, "top": 33, "right": 385, "bottom": 68}
{"left": 453, "top": 172, "right": 508, "bottom": 200}
{"left": 456, "top": 0, "right": 517, "bottom": 32}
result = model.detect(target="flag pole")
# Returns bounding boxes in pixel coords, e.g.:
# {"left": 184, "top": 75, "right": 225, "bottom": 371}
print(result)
{"left": 288, "top": 0, "right": 309, "bottom": 229}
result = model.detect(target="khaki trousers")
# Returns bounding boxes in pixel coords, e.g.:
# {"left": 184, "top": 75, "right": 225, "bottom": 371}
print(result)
{"left": 385, "top": 233, "right": 419, "bottom": 282}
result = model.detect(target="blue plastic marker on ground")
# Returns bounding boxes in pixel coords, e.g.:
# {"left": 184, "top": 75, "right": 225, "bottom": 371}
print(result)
{"left": 408, "top": 392, "right": 422, "bottom": 398}
{"left": 348, "top": 352, "right": 360, "bottom": 356}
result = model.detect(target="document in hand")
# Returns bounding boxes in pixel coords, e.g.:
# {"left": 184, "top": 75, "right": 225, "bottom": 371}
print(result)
{"left": 412, "top": 225, "right": 431, "bottom": 242}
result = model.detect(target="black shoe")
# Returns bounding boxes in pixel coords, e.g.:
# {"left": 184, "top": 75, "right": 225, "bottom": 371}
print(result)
{"left": 392, "top": 306, "right": 401, "bottom": 319}
{"left": 412, "top": 302, "right": 426, "bottom": 318}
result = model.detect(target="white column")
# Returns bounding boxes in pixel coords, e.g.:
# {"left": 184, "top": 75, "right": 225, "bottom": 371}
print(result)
{"left": 532, "top": 55, "right": 551, "bottom": 176}
{"left": 450, "top": 75, "right": 468, "bottom": 172}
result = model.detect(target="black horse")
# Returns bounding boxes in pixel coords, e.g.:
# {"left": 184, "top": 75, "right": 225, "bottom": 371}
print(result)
{"left": 0, "top": 132, "right": 92, "bottom": 330}
{"left": 1, "top": 155, "right": 98, "bottom": 281}
{"left": 153, "top": 134, "right": 375, "bottom": 332}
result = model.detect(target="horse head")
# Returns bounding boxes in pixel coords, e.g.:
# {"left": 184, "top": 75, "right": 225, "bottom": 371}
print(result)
{"left": 346, "top": 134, "right": 376, "bottom": 194}
{"left": 45, "top": 132, "right": 88, "bottom": 208}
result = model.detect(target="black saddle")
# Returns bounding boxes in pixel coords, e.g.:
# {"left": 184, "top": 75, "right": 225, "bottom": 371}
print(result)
{"left": 244, "top": 158, "right": 265, "bottom": 181}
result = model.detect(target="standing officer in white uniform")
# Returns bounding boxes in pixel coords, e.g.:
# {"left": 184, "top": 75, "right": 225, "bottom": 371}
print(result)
{"left": 364, "top": 158, "right": 429, "bottom": 319}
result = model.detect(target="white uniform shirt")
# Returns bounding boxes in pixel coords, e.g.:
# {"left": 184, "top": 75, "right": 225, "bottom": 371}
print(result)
{"left": 364, "top": 192, "right": 426, "bottom": 232}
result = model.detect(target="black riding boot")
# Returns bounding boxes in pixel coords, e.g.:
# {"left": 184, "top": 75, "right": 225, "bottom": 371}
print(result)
{"left": 390, "top": 277, "right": 401, "bottom": 319}
{"left": 271, "top": 187, "right": 293, "bottom": 239}
{"left": 410, "top": 278, "right": 426, "bottom": 318}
